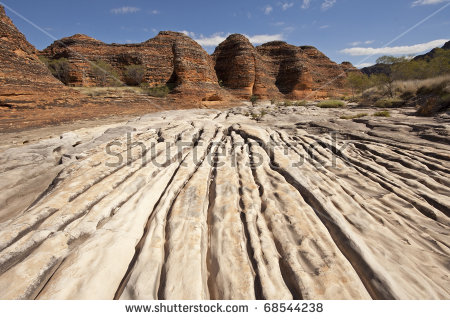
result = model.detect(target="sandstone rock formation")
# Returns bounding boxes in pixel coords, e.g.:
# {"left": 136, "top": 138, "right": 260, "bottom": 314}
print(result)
{"left": 0, "top": 104, "right": 448, "bottom": 300}
{"left": 212, "top": 34, "right": 280, "bottom": 99}
{"left": 41, "top": 31, "right": 357, "bottom": 101}
{"left": 213, "top": 34, "right": 358, "bottom": 99}
{"left": 0, "top": 5, "right": 80, "bottom": 110}
{"left": 40, "top": 32, "right": 228, "bottom": 101}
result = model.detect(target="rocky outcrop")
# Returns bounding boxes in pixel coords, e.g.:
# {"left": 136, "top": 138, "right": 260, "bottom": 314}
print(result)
{"left": 213, "top": 35, "right": 356, "bottom": 99}
{"left": 40, "top": 32, "right": 228, "bottom": 101}
{"left": 212, "top": 34, "right": 280, "bottom": 99}
{"left": 0, "top": 5, "right": 80, "bottom": 110}
{"left": 0, "top": 106, "right": 448, "bottom": 300}
{"left": 360, "top": 63, "right": 391, "bottom": 76}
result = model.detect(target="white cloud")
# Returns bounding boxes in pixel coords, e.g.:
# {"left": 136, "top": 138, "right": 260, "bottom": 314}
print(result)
{"left": 321, "top": 0, "right": 337, "bottom": 10}
{"left": 111, "top": 7, "right": 140, "bottom": 14}
{"left": 356, "top": 62, "right": 375, "bottom": 68}
{"left": 350, "top": 40, "right": 375, "bottom": 46}
{"left": 150, "top": 10, "right": 160, "bottom": 15}
{"left": 248, "top": 34, "right": 284, "bottom": 44}
{"left": 341, "top": 39, "right": 449, "bottom": 56}
{"left": 272, "top": 21, "right": 285, "bottom": 26}
{"left": 180, "top": 30, "right": 196, "bottom": 38}
{"left": 319, "top": 25, "right": 329, "bottom": 29}
{"left": 301, "top": 0, "right": 311, "bottom": 9}
{"left": 280, "top": 2, "right": 295, "bottom": 10}
{"left": 412, "top": 0, "right": 450, "bottom": 6}
{"left": 192, "top": 32, "right": 284, "bottom": 47}
{"left": 264, "top": 5, "right": 273, "bottom": 15}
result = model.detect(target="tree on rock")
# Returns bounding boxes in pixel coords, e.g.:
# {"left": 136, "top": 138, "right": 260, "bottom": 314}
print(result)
{"left": 91, "top": 60, "right": 121, "bottom": 86}
{"left": 124, "top": 64, "right": 146, "bottom": 86}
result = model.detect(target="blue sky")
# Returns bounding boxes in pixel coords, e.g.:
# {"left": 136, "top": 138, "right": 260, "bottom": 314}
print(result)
{"left": 1, "top": 0, "right": 449, "bottom": 67}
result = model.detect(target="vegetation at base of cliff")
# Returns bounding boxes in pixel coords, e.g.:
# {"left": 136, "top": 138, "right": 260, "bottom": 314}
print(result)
{"left": 373, "top": 111, "right": 391, "bottom": 117}
{"left": 340, "top": 113, "right": 368, "bottom": 120}
{"left": 274, "top": 100, "right": 307, "bottom": 107}
{"left": 39, "top": 57, "right": 70, "bottom": 85}
{"left": 250, "top": 95, "right": 259, "bottom": 106}
{"left": 124, "top": 64, "right": 146, "bottom": 86}
{"left": 139, "top": 83, "right": 171, "bottom": 98}
{"left": 317, "top": 100, "right": 346, "bottom": 108}
{"left": 91, "top": 60, "right": 121, "bottom": 86}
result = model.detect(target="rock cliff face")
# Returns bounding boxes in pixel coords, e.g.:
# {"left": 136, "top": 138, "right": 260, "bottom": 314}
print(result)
{"left": 0, "top": 5, "right": 79, "bottom": 110}
{"left": 213, "top": 35, "right": 356, "bottom": 99}
{"left": 212, "top": 34, "right": 280, "bottom": 99}
{"left": 42, "top": 31, "right": 356, "bottom": 101}
{"left": 40, "top": 32, "right": 227, "bottom": 100}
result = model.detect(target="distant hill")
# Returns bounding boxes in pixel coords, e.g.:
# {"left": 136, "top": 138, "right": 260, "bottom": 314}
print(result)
{"left": 361, "top": 40, "right": 450, "bottom": 76}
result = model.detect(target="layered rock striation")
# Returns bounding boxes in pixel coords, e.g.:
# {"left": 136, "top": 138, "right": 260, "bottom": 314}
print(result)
{"left": 40, "top": 32, "right": 227, "bottom": 100}
{"left": 0, "top": 5, "right": 80, "bottom": 109}
{"left": 213, "top": 35, "right": 358, "bottom": 99}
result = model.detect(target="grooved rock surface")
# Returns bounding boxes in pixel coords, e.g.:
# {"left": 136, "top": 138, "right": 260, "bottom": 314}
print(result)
{"left": 213, "top": 35, "right": 358, "bottom": 99}
{"left": 0, "top": 106, "right": 448, "bottom": 300}
{"left": 40, "top": 32, "right": 229, "bottom": 101}
{"left": 0, "top": 5, "right": 81, "bottom": 110}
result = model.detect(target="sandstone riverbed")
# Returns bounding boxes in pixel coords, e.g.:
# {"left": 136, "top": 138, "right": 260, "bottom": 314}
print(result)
{"left": 0, "top": 105, "right": 448, "bottom": 300}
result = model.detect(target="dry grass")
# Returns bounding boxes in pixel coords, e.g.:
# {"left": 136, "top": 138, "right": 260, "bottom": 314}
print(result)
{"left": 373, "top": 111, "right": 391, "bottom": 117}
{"left": 317, "top": 100, "right": 346, "bottom": 108}
{"left": 340, "top": 113, "right": 368, "bottom": 120}
{"left": 363, "top": 75, "right": 450, "bottom": 98}
{"left": 394, "top": 75, "right": 450, "bottom": 94}
{"left": 73, "top": 86, "right": 143, "bottom": 97}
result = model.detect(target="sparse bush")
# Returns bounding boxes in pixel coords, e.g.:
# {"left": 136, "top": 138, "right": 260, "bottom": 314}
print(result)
{"left": 400, "top": 90, "right": 415, "bottom": 100}
{"left": 91, "top": 60, "right": 121, "bottom": 87}
{"left": 140, "top": 83, "right": 171, "bottom": 98}
{"left": 340, "top": 113, "right": 368, "bottom": 120}
{"left": 373, "top": 110, "right": 391, "bottom": 117}
{"left": 317, "top": 100, "right": 346, "bottom": 108}
{"left": 374, "top": 98, "right": 404, "bottom": 108}
{"left": 40, "top": 57, "right": 71, "bottom": 85}
{"left": 250, "top": 95, "right": 259, "bottom": 106}
{"left": 294, "top": 100, "right": 307, "bottom": 106}
{"left": 416, "top": 94, "right": 450, "bottom": 116}
{"left": 124, "top": 64, "right": 146, "bottom": 86}
{"left": 347, "top": 72, "right": 371, "bottom": 97}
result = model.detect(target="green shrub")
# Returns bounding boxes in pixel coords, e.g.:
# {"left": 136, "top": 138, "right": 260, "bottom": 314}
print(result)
{"left": 250, "top": 95, "right": 259, "bottom": 106}
{"left": 140, "top": 83, "right": 171, "bottom": 98}
{"left": 91, "top": 60, "right": 121, "bottom": 86}
{"left": 373, "top": 110, "right": 391, "bottom": 117}
{"left": 317, "top": 100, "right": 346, "bottom": 108}
{"left": 340, "top": 113, "right": 368, "bottom": 120}
{"left": 40, "top": 57, "right": 71, "bottom": 85}
{"left": 124, "top": 64, "right": 146, "bottom": 86}
{"left": 294, "top": 100, "right": 307, "bottom": 106}
{"left": 374, "top": 98, "right": 404, "bottom": 108}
